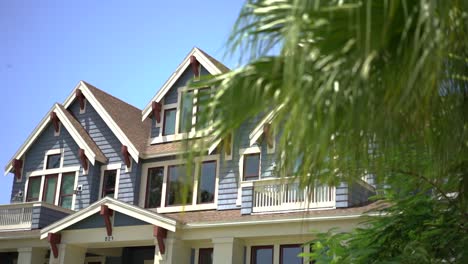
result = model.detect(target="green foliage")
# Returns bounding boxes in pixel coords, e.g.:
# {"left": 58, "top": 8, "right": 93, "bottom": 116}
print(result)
{"left": 189, "top": 0, "right": 467, "bottom": 262}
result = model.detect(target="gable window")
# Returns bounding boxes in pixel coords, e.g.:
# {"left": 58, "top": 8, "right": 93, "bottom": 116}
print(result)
{"left": 145, "top": 167, "right": 164, "bottom": 208}
{"left": 166, "top": 165, "right": 193, "bottom": 206}
{"left": 195, "top": 88, "right": 211, "bottom": 130}
{"left": 280, "top": 245, "right": 302, "bottom": 264}
{"left": 179, "top": 91, "right": 194, "bottom": 133}
{"left": 163, "top": 108, "right": 177, "bottom": 136}
{"left": 101, "top": 170, "right": 117, "bottom": 198}
{"left": 42, "top": 174, "right": 58, "bottom": 204}
{"left": 251, "top": 245, "right": 274, "bottom": 264}
{"left": 243, "top": 153, "right": 260, "bottom": 181}
{"left": 46, "top": 154, "right": 61, "bottom": 169}
{"left": 59, "top": 172, "right": 75, "bottom": 209}
{"left": 197, "top": 161, "right": 216, "bottom": 204}
{"left": 26, "top": 177, "right": 41, "bottom": 202}
{"left": 198, "top": 248, "right": 214, "bottom": 264}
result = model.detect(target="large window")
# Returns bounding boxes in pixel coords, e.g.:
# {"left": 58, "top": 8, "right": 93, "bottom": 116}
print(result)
{"left": 251, "top": 245, "right": 274, "bottom": 264}
{"left": 163, "top": 108, "right": 177, "bottom": 136}
{"left": 26, "top": 177, "right": 41, "bottom": 202}
{"left": 166, "top": 165, "right": 193, "bottom": 206}
{"left": 197, "top": 161, "right": 216, "bottom": 204}
{"left": 42, "top": 174, "right": 58, "bottom": 204}
{"left": 59, "top": 172, "right": 75, "bottom": 209}
{"left": 195, "top": 88, "right": 211, "bottom": 130}
{"left": 101, "top": 170, "right": 117, "bottom": 198}
{"left": 179, "top": 91, "right": 194, "bottom": 133}
{"left": 198, "top": 248, "right": 213, "bottom": 264}
{"left": 145, "top": 167, "right": 164, "bottom": 208}
{"left": 243, "top": 153, "right": 260, "bottom": 181}
{"left": 280, "top": 245, "right": 302, "bottom": 264}
{"left": 46, "top": 154, "right": 61, "bottom": 169}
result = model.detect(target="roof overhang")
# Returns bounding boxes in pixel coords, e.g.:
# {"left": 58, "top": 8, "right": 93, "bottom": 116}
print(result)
{"left": 248, "top": 105, "right": 284, "bottom": 147}
{"left": 4, "top": 103, "right": 106, "bottom": 175}
{"left": 40, "top": 197, "right": 177, "bottom": 239}
{"left": 141, "top": 47, "right": 224, "bottom": 121}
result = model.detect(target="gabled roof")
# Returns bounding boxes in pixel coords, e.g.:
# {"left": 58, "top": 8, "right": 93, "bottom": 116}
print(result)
{"left": 63, "top": 81, "right": 152, "bottom": 163}
{"left": 141, "top": 47, "right": 230, "bottom": 121}
{"left": 249, "top": 105, "right": 284, "bottom": 146}
{"left": 40, "top": 197, "right": 177, "bottom": 239}
{"left": 5, "top": 103, "right": 107, "bottom": 174}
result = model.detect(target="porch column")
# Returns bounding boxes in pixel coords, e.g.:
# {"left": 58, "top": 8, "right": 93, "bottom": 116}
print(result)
{"left": 153, "top": 239, "right": 164, "bottom": 264}
{"left": 18, "top": 247, "right": 47, "bottom": 264}
{"left": 212, "top": 237, "right": 244, "bottom": 264}
{"left": 49, "top": 244, "right": 86, "bottom": 264}
{"left": 163, "top": 234, "right": 190, "bottom": 264}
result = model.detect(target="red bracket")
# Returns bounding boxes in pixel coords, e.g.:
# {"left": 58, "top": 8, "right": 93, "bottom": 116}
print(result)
{"left": 75, "top": 89, "right": 85, "bottom": 110}
{"left": 100, "top": 205, "right": 114, "bottom": 236}
{"left": 12, "top": 159, "right": 23, "bottom": 180}
{"left": 78, "top": 149, "right": 88, "bottom": 171}
{"left": 47, "top": 233, "right": 61, "bottom": 258}
{"left": 263, "top": 123, "right": 274, "bottom": 148}
{"left": 50, "top": 112, "right": 60, "bottom": 133}
{"left": 121, "top": 145, "right": 131, "bottom": 168}
{"left": 224, "top": 133, "right": 232, "bottom": 156}
{"left": 151, "top": 101, "right": 162, "bottom": 123}
{"left": 153, "top": 226, "right": 167, "bottom": 254}
{"left": 190, "top": 55, "right": 200, "bottom": 78}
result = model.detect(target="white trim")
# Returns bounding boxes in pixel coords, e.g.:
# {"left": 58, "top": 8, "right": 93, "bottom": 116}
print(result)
{"left": 27, "top": 165, "right": 80, "bottom": 177}
{"left": 142, "top": 47, "right": 224, "bottom": 121}
{"left": 43, "top": 148, "right": 64, "bottom": 170}
{"left": 237, "top": 147, "right": 261, "bottom": 206}
{"left": 248, "top": 105, "right": 284, "bottom": 147}
{"left": 99, "top": 163, "right": 121, "bottom": 199}
{"left": 39, "top": 197, "right": 178, "bottom": 239}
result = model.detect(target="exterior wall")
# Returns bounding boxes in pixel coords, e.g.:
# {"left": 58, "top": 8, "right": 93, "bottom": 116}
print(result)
{"left": 31, "top": 206, "right": 70, "bottom": 229}
{"left": 10, "top": 122, "right": 81, "bottom": 203}
{"left": 68, "top": 100, "right": 140, "bottom": 206}
{"left": 336, "top": 181, "right": 376, "bottom": 208}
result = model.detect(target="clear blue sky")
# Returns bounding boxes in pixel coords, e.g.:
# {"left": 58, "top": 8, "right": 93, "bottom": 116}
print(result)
{"left": 0, "top": 0, "right": 244, "bottom": 204}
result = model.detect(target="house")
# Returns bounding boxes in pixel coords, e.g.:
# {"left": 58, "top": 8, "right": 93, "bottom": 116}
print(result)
{"left": 0, "top": 48, "right": 376, "bottom": 264}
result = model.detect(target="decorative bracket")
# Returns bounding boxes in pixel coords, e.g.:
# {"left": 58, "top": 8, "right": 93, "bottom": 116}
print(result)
{"left": 151, "top": 101, "right": 162, "bottom": 123}
{"left": 190, "top": 55, "right": 200, "bottom": 78}
{"left": 50, "top": 112, "right": 60, "bottom": 133}
{"left": 263, "top": 123, "right": 274, "bottom": 148}
{"left": 153, "top": 226, "right": 167, "bottom": 254}
{"left": 100, "top": 205, "right": 114, "bottom": 236}
{"left": 224, "top": 133, "right": 232, "bottom": 156}
{"left": 75, "top": 89, "right": 86, "bottom": 110}
{"left": 121, "top": 145, "right": 131, "bottom": 168}
{"left": 47, "top": 233, "right": 61, "bottom": 258}
{"left": 12, "top": 159, "right": 23, "bottom": 180}
{"left": 78, "top": 149, "right": 88, "bottom": 171}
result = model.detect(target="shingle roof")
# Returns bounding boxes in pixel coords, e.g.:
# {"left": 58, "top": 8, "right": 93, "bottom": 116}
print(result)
{"left": 83, "top": 81, "right": 152, "bottom": 154}
{"left": 57, "top": 104, "right": 107, "bottom": 163}
{"left": 197, "top": 48, "right": 230, "bottom": 73}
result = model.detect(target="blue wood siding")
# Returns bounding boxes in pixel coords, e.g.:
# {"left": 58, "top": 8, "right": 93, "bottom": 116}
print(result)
{"left": 31, "top": 205, "right": 70, "bottom": 229}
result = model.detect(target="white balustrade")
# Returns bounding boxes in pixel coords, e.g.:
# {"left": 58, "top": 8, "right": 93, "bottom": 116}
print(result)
{"left": 0, "top": 203, "right": 34, "bottom": 231}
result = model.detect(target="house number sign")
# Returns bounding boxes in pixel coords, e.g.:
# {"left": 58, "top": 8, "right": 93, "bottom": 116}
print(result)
{"left": 105, "top": 236, "right": 114, "bottom": 241}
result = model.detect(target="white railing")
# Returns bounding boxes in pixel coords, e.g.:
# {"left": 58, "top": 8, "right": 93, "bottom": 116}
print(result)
{"left": 0, "top": 203, "right": 34, "bottom": 231}
{"left": 252, "top": 178, "right": 335, "bottom": 213}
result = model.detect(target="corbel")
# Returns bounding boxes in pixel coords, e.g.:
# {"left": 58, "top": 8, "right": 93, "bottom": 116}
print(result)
{"left": 190, "top": 55, "right": 200, "bottom": 78}
{"left": 152, "top": 101, "right": 162, "bottom": 123}
{"left": 12, "top": 159, "right": 23, "bottom": 180}
{"left": 75, "top": 89, "right": 86, "bottom": 111}
{"left": 121, "top": 145, "right": 131, "bottom": 169}
{"left": 78, "top": 149, "right": 88, "bottom": 171}
{"left": 47, "top": 233, "right": 61, "bottom": 258}
{"left": 50, "top": 112, "right": 60, "bottom": 133}
{"left": 153, "top": 226, "right": 167, "bottom": 254}
{"left": 100, "top": 205, "right": 114, "bottom": 236}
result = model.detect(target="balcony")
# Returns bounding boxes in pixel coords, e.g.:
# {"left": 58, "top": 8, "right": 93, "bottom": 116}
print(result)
{"left": 0, "top": 202, "right": 73, "bottom": 231}
{"left": 251, "top": 178, "right": 336, "bottom": 213}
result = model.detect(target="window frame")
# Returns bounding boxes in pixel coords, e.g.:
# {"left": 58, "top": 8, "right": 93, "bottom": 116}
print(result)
{"left": 26, "top": 176, "right": 42, "bottom": 202}
{"left": 99, "top": 163, "right": 121, "bottom": 199}
{"left": 162, "top": 107, "right": 177, "bottom": 136}
{"left": 145, "top": 166, "right": 165, "bottom": 208}
{"left": 279, "top": 244, "right": 303, "bottom": 264}
{"left": 243, "top": 153, "right": 261, "bottom": 181}
{"left": 251, "top": 245, "right": 274, "bottom": 264}
{"left": 59, "top": 172, "right": 76, "bottom": 209}
{"left": 42, "top": 174, "right": 58, "bottom": 204}
{"left": 198, "top": 248, "right": 214, "bottom": 264}
{"left": 197, "top": 160, "right": 217, "bottom": 204}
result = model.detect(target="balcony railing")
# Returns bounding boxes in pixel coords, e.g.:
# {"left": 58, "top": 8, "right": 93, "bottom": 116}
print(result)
{"left": 252, "top": 178, "right": 335, "bottom": 213}
{"left": 0, "top": 203, "right": 34, "bottom": 231}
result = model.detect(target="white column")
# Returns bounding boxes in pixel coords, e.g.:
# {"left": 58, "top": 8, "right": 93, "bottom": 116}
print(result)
{"left": 49, "top": 244, "right": 86, "bottom": 264}
{"left": 153, "top": 239, "right": 164, "bottom": 264}
{"left": 18, "top": 247, "right": 47, "bottom": 264}
{"left": 164, "top": 235, "right": 190, "bottom": 264}
{"left": 212, "top": 237, "right": 244, "bottom": 264}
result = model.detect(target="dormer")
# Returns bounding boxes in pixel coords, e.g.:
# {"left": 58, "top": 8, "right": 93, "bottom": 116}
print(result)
{"left": 141, "top": 48, "right": 229, "bottom": 145}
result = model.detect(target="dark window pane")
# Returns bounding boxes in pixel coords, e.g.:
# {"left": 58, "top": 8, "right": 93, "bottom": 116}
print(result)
{"left": 166, "top": 165, "right": 192, "bottom": 206}
{"left": 179, "top": 92, "right": 194, "bottom": 133}
{"left": 197, "top": 161, "right": 216, "bottom": 204}
{"left": 196, "top": 88, "right": 211, "bottom": 129}
{"left": 252, "top": 246, "right": 273, "bottom": 264}
{"left": 244, "top": 153, "right": 260, "bottom": 180}
{"left": 198, "top": 248, "right": 213, "bottom": 264}
{"left": 102, "top": 170, "right": 117, "bottom": 198}
{"left": 60, "top": 196, "right": 73, "bottom": 209}
{"left": 280, "top": 245, "right": 302, "bottom": 264}
{"left": 46, "top": 154, "right": 61, "bottom": 169}
{"left": 163, "top": 108, "right": 177, "bottom": 136}
{"left": 43, "top": 175, "right": 58, "bottom": 204}
{"left": 146, "top": 167, "right": 164, "bottom": 208}
{"left": 60, "top": 172, "right": 75, "bottom": 209}
{"left": 26, "top": 177, "right": 41, "bottom": 202}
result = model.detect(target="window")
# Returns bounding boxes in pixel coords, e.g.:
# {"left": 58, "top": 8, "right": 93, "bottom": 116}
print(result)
{"left": 251, "top": 245, "right": 274, "bottom": 264}
{"left": 145, "top": 167, "right": 164, "bottom": 208}
{"left": 163, "top": 108, "right": 177, "bottom": 136}
{"left": 179, "top": 91, "right": 194, "bottom": 133}
{"left": 26, "top": 177, "right": 41, "bottom": 202}
{"left": 243, "top": 153, "right": 260, "bottom": 180}
{"left": 59, "top": 172, "right": 75, "bottom": 209}
{"left": 197, "top": 161, "right": 216, "bottom": 204}
{"left": 166, "top": 165, "right": 193, "bottom": 206}
{"left": 42, "top": 174, "right": 58, "bottom": 204}
{"left": 280, "top": 245, "right": 302, "bottom": 264}
{"left": 195, "top": 88, "right": 211, "bottom": 130}
{"left": 46, "top": 154, "right": 61, "bottom": 169}
{"left": 101, "top": 170, "right": 117, "bottom": 198}
{"left": 198, "top": 248, "right": 213, "bottom": 264}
